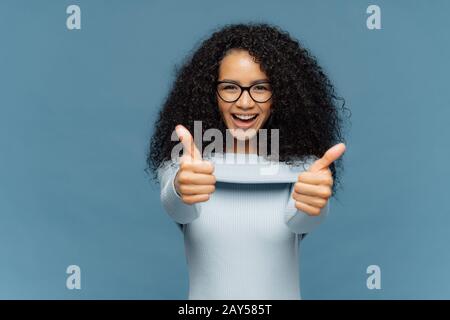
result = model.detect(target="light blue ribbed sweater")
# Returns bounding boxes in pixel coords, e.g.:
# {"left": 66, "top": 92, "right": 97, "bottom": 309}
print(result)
{"left": 157, "top": 152, "right": 329, "bottom": 300}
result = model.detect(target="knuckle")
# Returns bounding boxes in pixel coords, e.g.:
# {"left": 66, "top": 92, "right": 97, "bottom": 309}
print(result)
{"left": 193, "top": 161, "right": 203, "bottom": 169}
{"left": 181, "top": 196, "right": 192, "bottom": 204}
{"left": 327, "top": 177, "right": 334, "bottom": 186}
{"left": 317, "top": 198, "right": 327, "bottom": 208}
{"left": 180, "top": 161, "right": 188, "bottom": 170}
{"left": 203, "top": 161, "right": 214, "bottom": 173}
{"left": 305, "top": 207, "right": 320, "bottom": 216}
{"left": 201, "top": 194, "right": 210, "bottom": 202}
{"left": 178, "top": 172, "right": 188, "bottom": 183}
{"left": 321, "top": 187, "right": 332, "bottom": 198}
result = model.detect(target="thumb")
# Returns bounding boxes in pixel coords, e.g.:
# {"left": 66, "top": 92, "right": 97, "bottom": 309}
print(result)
{"left": 175, "top": 125, "right": 202, "bottom": 161}
{"left": 308, "top": 143, "right": 346, "bottom": 172}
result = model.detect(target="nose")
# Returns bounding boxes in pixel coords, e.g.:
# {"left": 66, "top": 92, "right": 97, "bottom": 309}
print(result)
{"left": 235, "top": 89, "right": 255, "bottom": 109}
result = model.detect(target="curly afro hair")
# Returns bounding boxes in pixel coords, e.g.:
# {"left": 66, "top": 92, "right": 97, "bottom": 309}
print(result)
{"left": 146, "top": 22, "right": 350, "bottom": 196}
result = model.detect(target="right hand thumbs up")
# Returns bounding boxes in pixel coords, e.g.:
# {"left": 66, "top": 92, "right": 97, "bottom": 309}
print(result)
{"left": 174, "top": 125, "right": 216, "bottom": 204}
{"left": 175, "top": 125, "right": 203, "bottom": 162}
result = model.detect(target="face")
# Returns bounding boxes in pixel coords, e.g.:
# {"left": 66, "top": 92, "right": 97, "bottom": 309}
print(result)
{"left": 217, "top": 49, "right": 272, "bottom": 142}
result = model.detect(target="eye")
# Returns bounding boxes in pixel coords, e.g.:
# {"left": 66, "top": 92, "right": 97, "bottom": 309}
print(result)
{"left": 218, "top": 83, "right": 239, "bottom": 91}
{"left": 253, "top": 84, "right": 271, "bottom": 91}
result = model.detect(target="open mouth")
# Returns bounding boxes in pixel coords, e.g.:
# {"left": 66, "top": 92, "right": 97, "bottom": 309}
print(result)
{"left": 231, "top": 113, "right": 259, "bottom": 129}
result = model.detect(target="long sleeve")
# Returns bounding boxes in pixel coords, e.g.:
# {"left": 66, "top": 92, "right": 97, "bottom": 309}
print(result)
{"left": 284, "top": 183, "right": 330, "bottom": 235}
{"left": 157, "top": 161, "right": 200, "bottom": 224}
{"left": 283, "top": 155, "right": 330, "bottom": 235}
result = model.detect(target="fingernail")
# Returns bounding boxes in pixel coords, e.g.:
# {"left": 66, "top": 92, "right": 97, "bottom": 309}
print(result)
{"left": 175, "top": 126, "right": 182, "bottom": 141}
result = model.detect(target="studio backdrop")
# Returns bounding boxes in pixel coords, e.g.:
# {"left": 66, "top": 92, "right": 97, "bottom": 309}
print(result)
{"left": 0, "top": 0, "right": 449, "bottom": 299}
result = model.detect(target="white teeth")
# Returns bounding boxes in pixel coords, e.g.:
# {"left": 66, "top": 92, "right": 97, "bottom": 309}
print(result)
{"left": 234, "top": 114, "right": 257, "bottom": 120}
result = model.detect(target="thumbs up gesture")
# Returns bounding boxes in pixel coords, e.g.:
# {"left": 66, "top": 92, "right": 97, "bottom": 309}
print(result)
{"left": 174, "top": 125, "right": 216, "bottom": 205}
{"left": 292, "top": 143, "right": 346, "bottom": 216}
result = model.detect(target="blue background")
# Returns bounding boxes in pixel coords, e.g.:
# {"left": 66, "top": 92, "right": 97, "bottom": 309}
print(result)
{"left": 0, "top": 0, "right": 449, "bottom": 299}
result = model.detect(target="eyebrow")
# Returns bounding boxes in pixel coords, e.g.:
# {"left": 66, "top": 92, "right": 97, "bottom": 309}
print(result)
{"left": 218, "top": 79, "right": 270, "bottom": 85}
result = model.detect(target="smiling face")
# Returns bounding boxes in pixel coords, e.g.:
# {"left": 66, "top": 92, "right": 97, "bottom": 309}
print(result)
{"left": 217, "top": 49, "right": 272, "bottom": 147}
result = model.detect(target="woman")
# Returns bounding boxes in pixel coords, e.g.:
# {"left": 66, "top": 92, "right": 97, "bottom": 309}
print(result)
{"left": 147, "top": 23, "right": 349, "bottom": 299}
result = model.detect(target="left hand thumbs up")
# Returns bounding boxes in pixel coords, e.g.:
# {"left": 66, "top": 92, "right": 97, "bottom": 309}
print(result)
{"left": 308, "top": 143, "right": 346, "bottom": 173}
{"left": 292, "top": 143, "right": 346, "bottom": 216}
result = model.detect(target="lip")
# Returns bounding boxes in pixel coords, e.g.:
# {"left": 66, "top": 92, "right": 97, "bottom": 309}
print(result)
{"left": 230, "top": 113, "right": 259, "bottom": 129}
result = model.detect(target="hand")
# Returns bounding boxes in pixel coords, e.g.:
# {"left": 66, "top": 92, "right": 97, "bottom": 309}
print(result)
{"left": 292, "top": 143, "right": 346, "bottom": 216}
{"left": 174, "top": 125, "right": 216, "bottom": 205}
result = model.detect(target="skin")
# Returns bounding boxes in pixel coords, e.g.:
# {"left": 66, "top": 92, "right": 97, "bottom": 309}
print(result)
{"left": 216, "top": 49, "right": 273, "bottom": 153}
{"left": 173, "top": 49, "right": 346, "bottom": 215}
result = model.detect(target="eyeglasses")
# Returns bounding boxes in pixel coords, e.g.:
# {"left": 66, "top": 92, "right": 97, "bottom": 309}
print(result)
{"left": 216, "top": 81, "right": 273, "bottom": 103}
